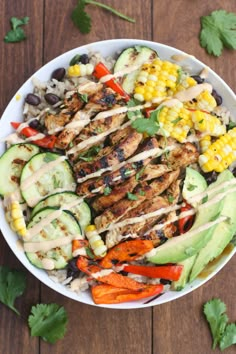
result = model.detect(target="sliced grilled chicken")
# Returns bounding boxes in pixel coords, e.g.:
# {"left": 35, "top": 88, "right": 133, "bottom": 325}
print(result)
{"left": 75, "top": 130, "right": 143, "bottom": 177}
{"left": 94, "top": 169, "right": 179, "bottom": 231}
{"left": 76, "top": 137, "right": 160, "bottom": 197}
{"left": 77, "top": 81, "right": 103, "bottom": 96}
{"left": 92, "top": 176, "right": 138, "bottom": 211}
{"left": 161, "top": 142, "right": 199, "bottom": 169}
{"left": 108, "top": 125, "right": 133, "bottom": 146}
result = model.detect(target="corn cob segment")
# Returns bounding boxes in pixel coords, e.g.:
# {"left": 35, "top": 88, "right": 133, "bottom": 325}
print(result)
{"left": 191, "top": 110, "right": 226, "bottom": 137}
{"left": 5, "top": 199, "right": 27, "bottom": 237}
{"left": 186, "top": 90, "right": 217, "bottom": 112}
{"left": 134, "top": 59, "right": 180, "bottom": 102}
{"left": 158, "top": 102, "right": 193, "bottom": 142}
{"left": 85, "top": 225, "right": 107, "bottom": 258}
{"left": 198, "top": 128, "right": 236, "bottom": 173}
{"left": 67, "top": 63, "right": 94, "bottom": 77}
{"left": 199, "top": 135, "right": 211, "bottom": 153}
{"left": 175, "top": 76, "right": 197, "bottom": 93}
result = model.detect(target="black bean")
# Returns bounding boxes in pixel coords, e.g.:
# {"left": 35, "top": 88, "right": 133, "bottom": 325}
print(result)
{"left": 44, "top": 93, "right": 60, "bottom": 105}
{"left": 29, "top": 119, "right": 41, "bottom": 130}
{"left": 51, "top": 67, "right": 66, "bottom": 81}
{"left": 212, "top": 89, "right": 223, "bottom": 106}
{"left": 160, "top": 279, "right": 172, "bottom": 285}
{"left": 79, "top": 54, "right": 89, "bottom": 64}
{"left": 25, "top": 93, "right": 41, "bottom": 106}
{"left": 191, "top": 75, "right": 204, "bottom": 84}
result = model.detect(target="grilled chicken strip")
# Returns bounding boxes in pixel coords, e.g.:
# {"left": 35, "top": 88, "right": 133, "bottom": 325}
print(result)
{"left": 55, "top": 87, "right": 123, "bottom": 150}
{"left": 76, "top": 137, "right": 160, "bottom": 197}
{"left": 95, "top": 169, "right": 180, "bottom": 231}
{"left": 75, "top": 130, "right": 143, "bottom": 178}
{"left": 108, "top": 126, "right": 133, "bottom": 146}
{"left": 161, "top": 142, "right": 199, "bottom": 169}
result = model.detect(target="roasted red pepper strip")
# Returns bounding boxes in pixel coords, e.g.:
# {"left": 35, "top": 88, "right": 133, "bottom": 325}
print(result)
{"left": 99, "top": 240, "right": 154, "bottom": 269}
{"left": 123, "top": 264, "right": 183, "bottom": 281}
{"left": 11, "top": 122, "right": 57, "bottom": 149}
{"left": 72, "top": 239, "right": 89, "bottom": 252}
{"left": 77, "top": 256, "right": 101, "bottom": 274}
{"left": 91, "top": 284, "right": 164, "bottom": 304}
{"left": 178, "top": 201, "right": 194, "bottom": 234}
{"left": 93, "top": 62, "right": 130, "bottom": 101}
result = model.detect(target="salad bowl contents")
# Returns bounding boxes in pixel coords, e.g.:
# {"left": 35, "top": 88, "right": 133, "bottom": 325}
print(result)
{"left": 0, "top": 39, "right": 236, "bottom": 308}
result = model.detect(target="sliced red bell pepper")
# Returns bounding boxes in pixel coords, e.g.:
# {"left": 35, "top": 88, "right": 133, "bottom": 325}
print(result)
{"left": 77, "top": 256, "right": 101, "bottom": 275}
{"left": 178, "top": 201, "right": 194, "bottom": 234}
{"left": 91, "top": 283, "right": 164, "bottom": 304}
{"left": 99, "top": 239, "right": 154, "bottom": 269}
{"left": 93, "top": 62, "right": 130, "bottom": 101}
{"left": 123, "top": 264, "right": 183, "bottom": 281}
{"left": 11, "top": 122, "right": 57, "bottom": 149}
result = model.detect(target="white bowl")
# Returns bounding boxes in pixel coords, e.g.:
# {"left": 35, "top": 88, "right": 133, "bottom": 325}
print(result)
{"left": 0, "top": 39, "right": 235, "bottom": 309}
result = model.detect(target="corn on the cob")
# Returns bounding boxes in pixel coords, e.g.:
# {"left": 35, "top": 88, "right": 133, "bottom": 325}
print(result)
{"left": 5, "top": 200, "right": 27, "bottom": 237}
{"left": 134, "top": 59, "right": 180, "bottom": 102}
{"left": 198, "top": 127, "right": 236, "bottom": 172}
{"left": 191, "top": 110, "right": 226, "bottom": 137}
{"left": 158, "top": 102, "right": 193, "bottom": 142}
{"left": 85, "top": 225, "right": 107, "bottom": 258}
{"left": 186, "top": 90, "right": 217, "bottom": 112}
{"left": 175, "top": 76, "right": 197, "bottom": 93}
{"left": 68, "top": 63, "right": 94, "bottom": 77}
{"left": 199, "top": 135, "right": 211, "bottom": 153}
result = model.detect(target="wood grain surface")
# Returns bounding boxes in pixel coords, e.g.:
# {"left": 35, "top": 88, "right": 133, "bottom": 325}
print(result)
{"left": 0, "top": 1, "right": 235, "bottom": 354}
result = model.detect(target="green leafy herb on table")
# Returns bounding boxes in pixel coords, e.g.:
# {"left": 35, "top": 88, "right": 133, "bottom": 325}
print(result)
{"left": 0, "top": 266, "right": 26, "bottom": 315}
{"left": 28, "top": 303, "right": 68, "bottom": 344}
{"left": 4, "top": 17, "right": 29, "bottom": 43}
{"left": 203, "top": 298, "right": 236, "bottom": 350}
{"left": 71, "top": 0, "right": 135, "bottom": 34}
{"left": 200, "top": 10, "right": 236, "bottom": 57}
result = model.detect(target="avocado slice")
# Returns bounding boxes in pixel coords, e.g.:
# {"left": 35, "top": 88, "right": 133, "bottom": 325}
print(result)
{"left": 189, "top": 172, "right": 236, "bottom": 281}
{"left": 171, "top": 255, "right": 196, "bottom": 291}
{"left": 182, "top": 167, "right": 207, "bottom": 206}
{"left": 147, "top": 170, "right": 233, "bottom": 264}
{"left": 114, "top": 46, "right": 158, "bottom": 94}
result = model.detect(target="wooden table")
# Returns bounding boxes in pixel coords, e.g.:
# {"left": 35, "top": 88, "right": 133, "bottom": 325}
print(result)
{"left": 0, "top": 1, "right": 235, "bottom": 353}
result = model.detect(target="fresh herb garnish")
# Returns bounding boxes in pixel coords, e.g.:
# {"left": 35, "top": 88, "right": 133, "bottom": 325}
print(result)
{"left": 135, "top": 166, "right": 145, "bottom": 181}
{"left": 85, "top": 247, "right": 95, "bottom": 259}
{"left": 0, "top": 266, "right": 26, "bottom": 315}
{"left": 28, "top": 303, "right": 68, "bottom": 344}
{"left": 132, "top": 107, "right": 162, "bottom": 136}
{"left": 187, "top": 184, "right": 197, "bottom": 191}
{"left": 167, "top": 194, "right": 174, "bottom": 203}
{"left": 127, "top": 192, "right": 138, "bottom": 201}
{"left": 71, "top": 0, "right": 135, "bottom": 34}
{"left": 78, "top": 93, "right": 88, "bottom": 103}
{"left": 4, "top": 17, "right": 29, "bottom": 43}
{"left": 78, "top": 145, "right": 101, "bottom": 162}
{"left": 172, "top": 117, "right": 182, "bottom": 125}
{"left": 104, "top": 186, "right": 112, "bottom": 196}
{"left": 176, "top": 68, "right": 183, "bottom": 84}
{"left": 199, "top": 119, "right": 204, "bottom": 124}
{"left": 228, "top": 121, "right": 236, "bottom": 130}
{"left": 203, "top": 298, "right": 236, "bottom": 350}
{"left": 200, "top": 10, "right": 236, "bottom": 57}
{"left": 70, "top": 54, "right": 81, "bottom": 66}
{"left": 124, "top": 169, "right": 132, "bottom": 176}
{"left": 127, "top": 99, "right": 144, "bottom": 120}
{"left": 139, "top": 190, "right": 145, "bottom": 196}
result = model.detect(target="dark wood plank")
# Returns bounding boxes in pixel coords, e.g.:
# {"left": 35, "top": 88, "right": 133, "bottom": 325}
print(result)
{"left": 153, "top": 1, "right": 236, "bottom": 353}
{"left": 41, "top": 1, "right": 153, "bottom": 354}
{"left": 0, "top": 1, "right": 43, "bottom": 353}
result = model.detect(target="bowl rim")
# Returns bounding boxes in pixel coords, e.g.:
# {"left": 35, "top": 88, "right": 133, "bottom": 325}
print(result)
{"left": 0, "top": 38, "right": 235, "bottom": 309}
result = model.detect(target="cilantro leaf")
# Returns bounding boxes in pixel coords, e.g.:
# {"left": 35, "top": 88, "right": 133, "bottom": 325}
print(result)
{"left": 78, "top": 93, "right": 88, "bottom": 103}
{"left": 127, "top": 192, "right": 138, "bottom": 201}
{"left": 4, "top": 16, "right": 29, "bottom": 43}
{"left": 28, "top": 303, "right": 68, "bottom": 344}
{"left": 104, "top": 186, "right": 112, "bottom": 195}
{"left": 132, "top": 107, "right": 161, "bottom": 136}
{"left": 135, "top": 166, "right": 145, "bottom": 181}
{"left": 200, "top": 10, "right": 236, "bottom": 56}
{"left": 203, "top": 298, "right": 228, "bottom": 349}
{"left": 228, "top": 121, "right": 236, "bottom": 130}
{"left": 172, "top": 117, "right": 182, "bottom": 125}
{"left": 220, "top": 323, "right": 236, "bottom": 350}
{"left": 71, "top": 0, "right": 91, "bottom": 34}
{"left": 167, "top": 194, "right": 174, "bottom": 203}
{"left": 127, "top": 99, "right": 144, "bottom": 120}
{"left": 0, "top": 266, "right": 26, "bottom": 315}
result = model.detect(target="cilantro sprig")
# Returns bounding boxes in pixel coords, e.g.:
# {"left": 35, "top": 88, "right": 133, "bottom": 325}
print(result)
{"left": 28, "top": 303, "right": 68, "bottom": 344}
{"left": 132, "top": 107, "right": 162, "bottom": 136}
{"left": 4, "top": 17, "right": 29, "bottom": 43}
{"left": 200, "top": 10, "right": 236, "bottom": 56}
{"left": 71, "top": 0, "right": 135, "bottom": 34}
{"left": 203, "top": 298, "right": 236, "bottom": 350}
{"left": 0, "top": 266, "right": 26, "bottom": 315}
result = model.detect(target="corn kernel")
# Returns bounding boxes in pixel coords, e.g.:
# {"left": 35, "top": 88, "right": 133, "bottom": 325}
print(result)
{"left": 86, "top": 225, "right": 96, "bottom": 232}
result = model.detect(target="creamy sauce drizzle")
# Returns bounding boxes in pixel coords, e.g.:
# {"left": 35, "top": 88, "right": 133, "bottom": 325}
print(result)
{"left": 174, "top": 83, "right": 212, "bottom": 102}
{"left": 24, "top": 234, "right": 75, "bottom": 253}
{"left": 21, "top": 155, "right": 67, "bottom": 192}
{"left": 41, "top": 258, "right": 55, "bottom": 270}
{"left": 171, "top": 54, "right": 195, "bottom": 62}
{"left": 99, "top": 65, "right": 140, "bottom": 84}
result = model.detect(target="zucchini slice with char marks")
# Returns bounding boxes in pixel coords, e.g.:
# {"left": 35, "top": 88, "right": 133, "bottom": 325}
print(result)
{"left": 114, "top": 46, "right": 158, "bottom": 94}
{"left": 26, "top": 207, "right": 82, "bottom": 270}
{"left": 31, "top": 191, "right": 91, "bottom": 230}
{"left": 0, "top": 143, "right": 40, "bottom": 197}
{"left": 20, "top": 152, "right": 76, "bottom": 207}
